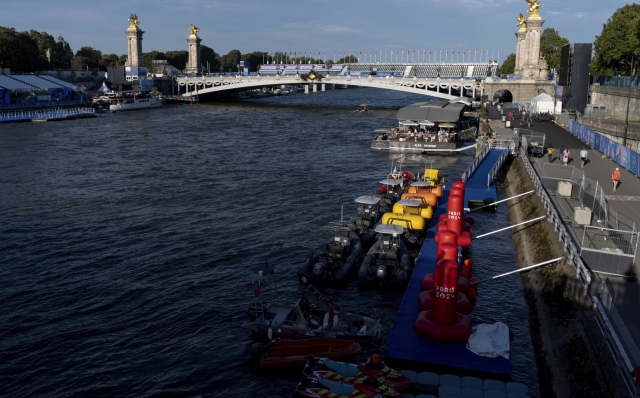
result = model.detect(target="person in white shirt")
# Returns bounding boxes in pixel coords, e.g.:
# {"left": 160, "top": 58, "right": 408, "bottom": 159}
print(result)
{"left": 580, "top": 148, "right": 588, "bottom": 168}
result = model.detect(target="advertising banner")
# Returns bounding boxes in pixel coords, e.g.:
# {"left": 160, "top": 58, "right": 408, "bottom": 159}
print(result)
{"left": 568, "top": 120, "right": 640, "bottom": 177}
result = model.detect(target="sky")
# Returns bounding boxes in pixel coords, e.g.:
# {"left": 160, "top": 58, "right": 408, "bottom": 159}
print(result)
{"left": 0, "top": 0, "right": 629, "bottom": 63}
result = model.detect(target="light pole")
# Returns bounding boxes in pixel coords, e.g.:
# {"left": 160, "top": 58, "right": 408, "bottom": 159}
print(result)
{"left": 623, "top": 56, "right": 634, "bottom": 147}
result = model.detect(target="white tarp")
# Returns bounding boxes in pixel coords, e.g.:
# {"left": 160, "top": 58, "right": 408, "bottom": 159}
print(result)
{"left": 530, "top": 92, "right": 560, "bottom": 114}
{"left": 466, "top": 322, "right": 510, "bottom": 359}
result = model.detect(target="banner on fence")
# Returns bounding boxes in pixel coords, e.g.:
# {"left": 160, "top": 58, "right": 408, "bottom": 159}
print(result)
{"left": 568, "top": 120, "right": 640, "bottom": 178}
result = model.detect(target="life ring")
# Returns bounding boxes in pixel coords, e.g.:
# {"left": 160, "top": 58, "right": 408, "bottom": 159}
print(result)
{"left": 252, "top": 281, "right": 261, "bottom": 298}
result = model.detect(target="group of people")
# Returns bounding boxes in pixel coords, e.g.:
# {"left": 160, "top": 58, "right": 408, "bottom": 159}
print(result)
{"left": 389, "top": 127, "right": 455, "bottom": 143}
{"left": 546, "top": 144, "right": 622, "bottom": 193}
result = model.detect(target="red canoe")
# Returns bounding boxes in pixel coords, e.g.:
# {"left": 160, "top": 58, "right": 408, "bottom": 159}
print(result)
{"left": 258, "top": 338, "right": 362, "bottom": 369}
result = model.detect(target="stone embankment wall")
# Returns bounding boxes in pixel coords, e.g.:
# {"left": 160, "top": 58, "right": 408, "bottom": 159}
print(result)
{"left": 502, "top": 156, "right": 612, "bottom": 398}
{"left": 589, "top": 84, "right": 640, "bottom": 120}
{"left": 577, "top": 116, "right": 640, "bottom": 153}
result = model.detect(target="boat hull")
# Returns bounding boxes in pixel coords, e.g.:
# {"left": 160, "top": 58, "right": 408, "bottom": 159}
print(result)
{"left": 258, "top": 338, "right": 361, "bottom": 369}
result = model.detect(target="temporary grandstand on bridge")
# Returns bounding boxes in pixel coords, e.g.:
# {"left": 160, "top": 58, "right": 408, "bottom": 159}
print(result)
{"left": 0, "top": 74, "right": 86, "bottom": 109}
{"left": 256, "top": 62, "right": 498, "bottom": 79}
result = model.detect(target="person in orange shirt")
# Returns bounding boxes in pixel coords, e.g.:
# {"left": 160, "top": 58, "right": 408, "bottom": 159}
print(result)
{"left": 612, "top": 167, "right": 621, "bottom": 193}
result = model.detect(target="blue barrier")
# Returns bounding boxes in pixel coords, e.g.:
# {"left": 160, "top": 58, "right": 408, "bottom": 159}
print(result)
{"left": 568, "top": 120, "right": 640, "bottom": 178}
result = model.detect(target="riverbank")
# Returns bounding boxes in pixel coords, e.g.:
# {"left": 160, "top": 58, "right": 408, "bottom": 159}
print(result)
{"left": 503, "top": 155, "right": 610, "bottom": 397}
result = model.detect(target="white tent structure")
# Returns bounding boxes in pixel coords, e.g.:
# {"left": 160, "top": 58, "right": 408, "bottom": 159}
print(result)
{"left": 530, "top": 93, "right": 560, "bottom": 114}
{"left": 97, "top": 82, "right": 113, "bottom": 93}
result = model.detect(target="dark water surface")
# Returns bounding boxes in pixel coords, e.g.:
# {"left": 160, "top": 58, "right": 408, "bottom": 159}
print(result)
{"left": 0, "top": 89, "right": 538, "bottom": 397}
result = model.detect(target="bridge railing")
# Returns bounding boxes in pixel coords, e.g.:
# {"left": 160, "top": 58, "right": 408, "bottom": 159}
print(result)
{"left": 486, "top": 142, "right": 514, "bottom": 188}
{"left": 461, "top": 144, "right": 488, "bottom": 183}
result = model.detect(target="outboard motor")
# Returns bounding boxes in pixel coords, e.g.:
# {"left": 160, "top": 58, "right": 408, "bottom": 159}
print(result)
{"left": 313, "top": 262, "right": 328, "bottom": 278}
{"left": 376, "top": 264, "right": 387, "bottom": 280}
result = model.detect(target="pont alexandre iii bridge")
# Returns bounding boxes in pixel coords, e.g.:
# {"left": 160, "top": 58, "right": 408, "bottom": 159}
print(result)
{"left": 125, "top": 1, "right": 555, "bottom": 103}
{"left": 172, "top": 62, "right": 554, "bottom": 103}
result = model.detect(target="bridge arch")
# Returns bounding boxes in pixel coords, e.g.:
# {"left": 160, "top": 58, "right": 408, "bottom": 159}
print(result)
{"left": 174, "top": 75, "right": 482, "bottom": 101}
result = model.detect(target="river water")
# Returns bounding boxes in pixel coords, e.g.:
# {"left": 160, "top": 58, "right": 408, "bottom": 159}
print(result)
{"left": 0, "top": 88, "right": 538, "bottom": 397}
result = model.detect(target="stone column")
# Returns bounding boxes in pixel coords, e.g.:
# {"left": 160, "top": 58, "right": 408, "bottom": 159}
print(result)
{"left": 185, "top": 32, "right": 202, "bottom": 74}
{"left": 125, "top": 27, "right": 144, "bottom": 67}
{"left": 514, "top": 30, "right": 527, "bottom": 76}
{"left": 522, "top": 17, "right": 544, "bottom": 80}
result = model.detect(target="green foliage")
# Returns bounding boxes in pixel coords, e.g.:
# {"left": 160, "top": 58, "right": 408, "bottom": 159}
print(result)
{"left": 481, "top": 122, "right": 490, "bottom": 133}
{"left": 76, "top": 46, "right": 102, "bottom": 61}
{"left": 498, "top": 53, "right": 516, "bottom": 75}
{"left": 142, "top": 50, "right": 167, "bottom": 72}
{"left": 74, "top": 56, "right": 98, "bottom": 71}
{"left": 221, "top": 49, "right": 241, "bottom": 72}
{"left": 336, "top": 55, "right": 358, "bottom": 63}
{"left": 201, "top": 45, "right": 219, "bottom": 73}
{"left": 165, "top": 50, "right": 188, "bottom": 70}
{"left": 540, "top": 28, "right": 569, "bottom": 70}
{"left": 591, "top": 3, "right": 640, "bottom": 76}
{"left": 0, "top": 27, "right": 74, "bottom": 71}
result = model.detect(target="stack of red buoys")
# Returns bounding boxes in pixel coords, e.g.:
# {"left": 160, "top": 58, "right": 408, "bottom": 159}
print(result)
{"left": 436, "top": 182, "right": 473, "bottom": 247}
{"left": 414, "top": 259, "right": 473, "bottom": 342}
{"left": 415, "top": 182, "right": 475, "bottom": 342}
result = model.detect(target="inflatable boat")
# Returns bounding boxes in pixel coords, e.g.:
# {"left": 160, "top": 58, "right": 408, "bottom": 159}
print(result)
{"left": 294, "top": 374, "right": 401, "bottom": 398}
{"left": 357, "top": 225, "right": 412, "bottom": 287}
{"left": 257, "top": 338, "right": 361, "bottom": 369}
{"left": 297, "top": 228, "right": 362, "bottom": 285}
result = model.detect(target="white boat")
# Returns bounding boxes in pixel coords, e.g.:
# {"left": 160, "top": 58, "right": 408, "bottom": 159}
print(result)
{"left": 96, "top": 91, "right": 162, "bottom": 112}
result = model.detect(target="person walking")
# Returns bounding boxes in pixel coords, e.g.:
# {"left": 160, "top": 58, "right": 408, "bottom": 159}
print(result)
{"left": 612, "top": 167, "right": 621, "bottom": 193}
{"left": 580, "top": 148, "right": 588, "bottom": 167}
{"left": 547, "top": 144, "right": 554, "bottom": 163}
{"left": 562, "top": 148, "right": 569, "bottom": 166}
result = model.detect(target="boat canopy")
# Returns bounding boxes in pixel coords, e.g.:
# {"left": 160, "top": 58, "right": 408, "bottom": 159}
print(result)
{"left": 396, "top": 100, "right": 465, "bottom": 123}
{"left": 354, "top": 195, "right": 381, "bottom": 205}
{"left": 374, "top": 224, "right": 404, "bottom": 235}
{"left": 398, "top": 120, "right": 419, "bottom": 126}
{"left": 396, "top": 199, "right": 423, "bottom": 207}
{"left": 379, "top": 179, "right": 403, "bottom": 186}
{"left": 419, "top": 120, "right": 435, "bottom": 126}
{"left": 438, "top": 122, "right": 456, "bottom": 128}
{"left": 411, "top": 181, "right": 436, "bottom": 187}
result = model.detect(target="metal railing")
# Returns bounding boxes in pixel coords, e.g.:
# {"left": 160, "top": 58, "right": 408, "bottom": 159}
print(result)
{"left": 0, "top": 106, "right": 94, "bottom": 122}
{"left": 592, "top": 296, "right": 637, "bottom": 398}
{"left": 591, "top": 75, "right": 640, "bottom": 89}
{"left": 486, "top": 146, "right": 512, "bottom": 188}
{"left": 520, "top": 136, "right": 592, "bottom": 286}
{"left": 461, "top": 144, "right": 489, "bottom": 183}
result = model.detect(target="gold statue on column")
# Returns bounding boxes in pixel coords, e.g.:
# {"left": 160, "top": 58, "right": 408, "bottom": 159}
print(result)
{"left": 516, "top": 13, "right": 527, "bottom": 30}
{"left": 189, "top": 24, "right": 199, "bottom": 37}
{"left": 128, "top": 14, "right": 140, "bottom": 29}
{"left": 526, "top": 0, "right": 543, "bottom": 18}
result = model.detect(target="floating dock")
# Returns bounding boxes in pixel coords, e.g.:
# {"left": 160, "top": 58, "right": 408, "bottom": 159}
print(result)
{"left": 384, "top": 148, "right": 511, "bottom": 378}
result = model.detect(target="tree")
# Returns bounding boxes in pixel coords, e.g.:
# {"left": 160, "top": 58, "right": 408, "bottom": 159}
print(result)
{"left": 76, "top": 46, "right": 102, "bottom": 62}
{"left": 142, "top": 50, "right": 167, "bottom": 72}
{"left": 74, "top": 56, "right": 98, "bottom": 71}
{"left": 0, "top": 27, "right": 47, "bottom": 71}
{"left": 498, "top": 53, "right": 516, "bottom": 75}
{"left": 240, "top": 51, "right": 263, "bottom": 72}
{"left": 221, "top": 49, "right": 241, "bottom": 72}
{"left": 200, "top": 45, "right": 219, "bottom": 73}
{"left": 539, "top": 28, "right": 569, "bottom": 71}
{"left": 165, "top": 51, "right": 188, "bottom": 70}
{"left": 336, "top": 55, "right": 358, "bottom": 63}
{"left": 591, "top": 4, "right": 640, "bottom": 76}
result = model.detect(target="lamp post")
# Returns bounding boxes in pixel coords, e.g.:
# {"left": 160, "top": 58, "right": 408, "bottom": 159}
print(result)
{"left": 623, "top": 56, "right": 634, "bottom": 148}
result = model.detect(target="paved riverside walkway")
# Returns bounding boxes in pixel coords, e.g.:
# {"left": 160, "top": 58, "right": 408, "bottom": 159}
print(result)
{"left": 486, "top": 106, "right": 640, "bottom": 364}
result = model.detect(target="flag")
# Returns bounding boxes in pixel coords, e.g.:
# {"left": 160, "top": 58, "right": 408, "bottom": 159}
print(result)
{"left": 446, "top": 50, "right": 448, "bottom": 54}
{"left": 338, "top": 198, "right": 343, "bottom": 206}
{"left": 475, "top": 50, "right": 479, "bottom": 54}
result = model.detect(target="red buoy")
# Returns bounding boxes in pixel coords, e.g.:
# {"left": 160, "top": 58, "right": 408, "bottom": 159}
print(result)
{"left": 437, "top": 242, "right": 458, "bottom": 262}
{"left": 435, "top": 230, "right": 458, "bottom": 246}
{"left": 414, "top": 310, "right": 473, "bottom": 342}
{"left": 421, "top": 273, "right": 469, "bottom": 294}
{"left": 463, "top": 259, "right": 474, "bottom": 269}
{"left": 447, "top": 194, "right": 464, "bottom": 236}
{"left": 467, "top": 288, "right": 478, "bottom": 300}
{"left": 433, "top": 259, "right": 460, "bottom": 324}
{"left": 418, "top": 290, "right": 472, "bottom": 314}
{"left": 452, "top": 181, "right": 465, "bottom": 191}
{"left": 460, "top": 268, "right": 472, "bottom": 279}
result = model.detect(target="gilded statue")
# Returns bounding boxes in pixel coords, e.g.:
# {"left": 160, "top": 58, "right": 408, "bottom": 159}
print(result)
{"left": 526, "top": 0, "right": 543, "bottom": 18}
{"left": 128, "top": 14, "right": 140, "bottom": 29}
{"left": 189, "top": 24, "right": 199, "bottom": 36}
{"left": 516, "top": 13, "right": 527, "bottom": 30}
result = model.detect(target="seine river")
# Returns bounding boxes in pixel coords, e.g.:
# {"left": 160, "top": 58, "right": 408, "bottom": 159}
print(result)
{"left": 0, "top": 88, "right": 538, "bottom": 397}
